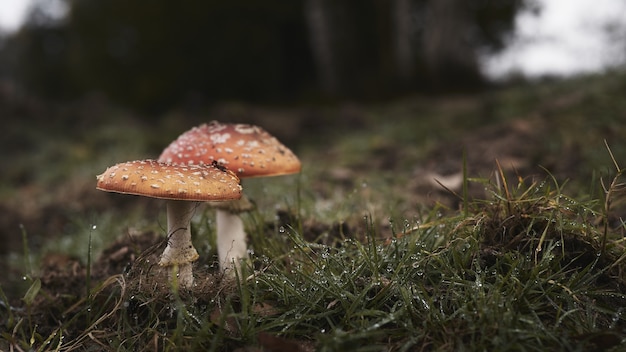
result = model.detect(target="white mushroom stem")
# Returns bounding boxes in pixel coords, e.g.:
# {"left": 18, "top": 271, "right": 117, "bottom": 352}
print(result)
{"left": 216, "top": 208, "right": 248, "bottom": 274}
{"left": 159, "top": 200, "right": 200, "bottom": 288}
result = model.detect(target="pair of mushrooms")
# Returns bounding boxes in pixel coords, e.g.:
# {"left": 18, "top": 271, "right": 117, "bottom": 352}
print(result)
{"left": 96, "top": 121, "right": 301, "bottom": 288}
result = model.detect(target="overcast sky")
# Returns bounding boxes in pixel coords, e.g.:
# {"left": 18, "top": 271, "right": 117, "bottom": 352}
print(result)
{"left": 484, "top": 0, "right": 626, "bottom": 78}
{"left": 0, "top": 1, "right": 31, "bottom": 32}
{"left": 1, "top": 0, "right": 625, "bottom": 78}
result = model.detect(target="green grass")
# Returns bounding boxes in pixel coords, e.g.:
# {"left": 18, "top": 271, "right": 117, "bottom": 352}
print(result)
{"left": 2, "top": 166, "right": 625, "bottom": 351}
{"left": 3, "top": 71, "right": 626, "bottom": 350}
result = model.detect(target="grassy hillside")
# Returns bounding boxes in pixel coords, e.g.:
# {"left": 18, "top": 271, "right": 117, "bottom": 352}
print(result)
{"left": 1, "top": 71, "right": 625, "bottom": 350}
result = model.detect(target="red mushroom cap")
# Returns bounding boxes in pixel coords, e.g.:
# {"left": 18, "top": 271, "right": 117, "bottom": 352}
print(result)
{"left": 96, "top": 159, "right": 242, "bottom": 201}
{"left": 158, "top": 121, "right": 301, "bottom": 178}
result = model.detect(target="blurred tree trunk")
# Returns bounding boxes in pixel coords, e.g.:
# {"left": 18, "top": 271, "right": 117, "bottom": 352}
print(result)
{"left": 393, "top": 0, "right": 415, "bottom": 82}
{"left": 305, "top": 0, "right": 338, "bottom": 94}
{"left": 422, "top": 0, "right": 483, "bottom": 90}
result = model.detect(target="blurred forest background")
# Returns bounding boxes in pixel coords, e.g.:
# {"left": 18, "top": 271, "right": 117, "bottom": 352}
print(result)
{"left": 0, "top": 0, "right": 545, "bottom": 113}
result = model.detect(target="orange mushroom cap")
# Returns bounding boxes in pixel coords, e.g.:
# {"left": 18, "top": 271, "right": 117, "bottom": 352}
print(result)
{"left": 96, "top": 159, "right": 242, "bottom": 201}
{"left": 158, "top": 121, "right": 301, "bottom": 178}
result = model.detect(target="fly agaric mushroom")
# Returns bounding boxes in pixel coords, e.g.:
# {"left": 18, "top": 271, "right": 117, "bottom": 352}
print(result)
{"left": 96, "top": 159, "right": 242, "bottom": 288}
{"left": 159, "top": 121, "right": 301, "bottom": 273}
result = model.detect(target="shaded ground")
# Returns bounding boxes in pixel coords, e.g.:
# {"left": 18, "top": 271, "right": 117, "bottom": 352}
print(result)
{"left": 2, "top": 72, "right": 626, "bottom": 349}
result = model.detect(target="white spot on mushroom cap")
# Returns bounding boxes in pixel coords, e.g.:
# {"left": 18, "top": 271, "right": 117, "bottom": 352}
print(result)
{"left": 234, "top": 124, "right": 258, "bottom": 134}
{"left": 206, "top": 121, "right": 228, "bottom": 133}
{"left": 210, "top": 133, "right": 231, "bottom": 144}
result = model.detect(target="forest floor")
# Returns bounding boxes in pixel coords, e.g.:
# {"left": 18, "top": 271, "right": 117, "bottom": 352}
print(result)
{"left": 1, "top": 72, "right": 626, "bottom": 350}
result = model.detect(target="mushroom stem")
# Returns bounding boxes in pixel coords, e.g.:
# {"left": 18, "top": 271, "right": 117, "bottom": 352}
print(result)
{"left": 159, "top": 200, "right": 200, "bottom": 288}
{"left": 215, "top": 208, "right": 248, "bottom": 274}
